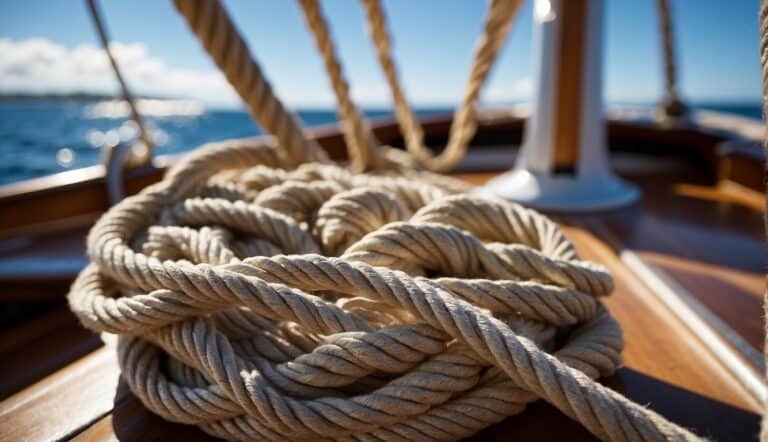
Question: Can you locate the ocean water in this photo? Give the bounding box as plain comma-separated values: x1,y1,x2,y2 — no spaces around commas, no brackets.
0,99,762,186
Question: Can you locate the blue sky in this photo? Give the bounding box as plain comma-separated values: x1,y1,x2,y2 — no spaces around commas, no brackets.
0,0,762,108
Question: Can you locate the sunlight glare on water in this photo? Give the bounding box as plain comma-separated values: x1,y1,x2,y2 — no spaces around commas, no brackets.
56,147,75,167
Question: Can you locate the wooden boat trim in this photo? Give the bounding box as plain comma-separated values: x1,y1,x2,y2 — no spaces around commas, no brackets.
581,208,766,402
575,203,767,405
621,249,766,400
0,109,762,240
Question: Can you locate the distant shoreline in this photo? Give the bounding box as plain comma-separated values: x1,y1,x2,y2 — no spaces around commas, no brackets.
0,92,158,102
0,92,761,112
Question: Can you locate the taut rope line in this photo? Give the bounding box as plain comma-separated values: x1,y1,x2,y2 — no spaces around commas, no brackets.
361,0,524,172
297,0,383,172
172,0,327,167
85,0,153,163
655,0,687,119
67,0,705,440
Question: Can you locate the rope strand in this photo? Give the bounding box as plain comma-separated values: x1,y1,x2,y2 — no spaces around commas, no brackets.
361,0,524,172
297,0,383,171
85,0,153,163
172,0,328,166
757,1,768,440
655,0,688,119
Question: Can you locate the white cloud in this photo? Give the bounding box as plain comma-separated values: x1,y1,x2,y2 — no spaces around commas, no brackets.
482,75,532,104
0,38,534,109
0,38,240,107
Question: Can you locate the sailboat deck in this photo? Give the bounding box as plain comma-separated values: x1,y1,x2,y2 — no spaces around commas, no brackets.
0,114,764,441
0,169,763,441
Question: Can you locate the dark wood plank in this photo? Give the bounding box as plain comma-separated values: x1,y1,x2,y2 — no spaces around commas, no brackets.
0,227,89,286
0,346,120,441
0,307,102,399
553,0,586,170
581,173,765,354
72,384,216,442
566,224,760,414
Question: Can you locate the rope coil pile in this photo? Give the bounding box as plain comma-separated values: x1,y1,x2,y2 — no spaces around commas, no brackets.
69,138,699,441
68,0,704,439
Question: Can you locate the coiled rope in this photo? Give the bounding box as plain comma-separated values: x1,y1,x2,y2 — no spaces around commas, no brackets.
69,138,700,441
67,0,704,440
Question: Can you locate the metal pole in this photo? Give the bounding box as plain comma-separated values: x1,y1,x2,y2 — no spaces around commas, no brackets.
85,0,153,164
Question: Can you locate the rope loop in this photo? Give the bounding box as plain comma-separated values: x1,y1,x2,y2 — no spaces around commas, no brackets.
361,0,524,172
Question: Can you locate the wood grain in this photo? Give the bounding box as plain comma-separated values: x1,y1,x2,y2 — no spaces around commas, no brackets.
553,0,585,171
0,346,120,441
583,173,765,354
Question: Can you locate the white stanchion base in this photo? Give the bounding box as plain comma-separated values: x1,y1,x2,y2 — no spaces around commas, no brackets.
474,168,640,212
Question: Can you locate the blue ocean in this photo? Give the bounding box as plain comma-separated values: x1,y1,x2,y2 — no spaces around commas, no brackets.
0,99,762,186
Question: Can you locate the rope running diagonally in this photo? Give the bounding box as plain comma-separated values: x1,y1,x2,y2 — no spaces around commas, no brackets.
172,0,328,167
85,0,154,163
296,0,384,172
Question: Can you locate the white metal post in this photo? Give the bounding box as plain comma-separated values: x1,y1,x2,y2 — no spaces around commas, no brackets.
476,0,639,211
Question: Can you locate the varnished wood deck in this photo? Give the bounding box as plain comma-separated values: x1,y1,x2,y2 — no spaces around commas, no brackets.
0,169,763,441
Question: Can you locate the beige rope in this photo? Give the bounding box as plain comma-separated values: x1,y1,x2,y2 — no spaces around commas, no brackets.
758,1,768,439
68,136,702,440
655,0,688,119
172,0,328,167
296,0,383,172
361,0,524,172
174,0,518,173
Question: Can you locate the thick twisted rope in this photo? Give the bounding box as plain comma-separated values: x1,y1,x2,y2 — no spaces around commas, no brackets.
172,0,327,166
69,136,701,440
759,1,768,440
361,0,524,172
297,0,383,172
655,0,688,120
172,0,518,173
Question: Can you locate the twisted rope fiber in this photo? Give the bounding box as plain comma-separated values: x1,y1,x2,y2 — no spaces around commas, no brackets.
69,136,701,440
297,0,383,172
361,0,524,172
655,0,687,119
172,0,327,167
759,1,768,440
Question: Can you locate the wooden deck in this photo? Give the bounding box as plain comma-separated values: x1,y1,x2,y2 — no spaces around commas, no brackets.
0,168,763,441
